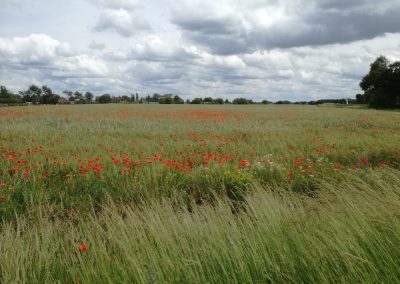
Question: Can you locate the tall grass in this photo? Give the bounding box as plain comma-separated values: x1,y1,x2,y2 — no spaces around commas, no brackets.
1,170,400,283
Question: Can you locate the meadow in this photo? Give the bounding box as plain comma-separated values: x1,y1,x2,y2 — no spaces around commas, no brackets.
1,104,400,283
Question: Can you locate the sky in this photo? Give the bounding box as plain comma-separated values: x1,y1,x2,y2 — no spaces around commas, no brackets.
1,0,400,101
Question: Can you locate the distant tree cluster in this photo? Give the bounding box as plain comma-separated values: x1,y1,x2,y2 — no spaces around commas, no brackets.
143,93,184,104
295,99,356,105
188,97,272,104
1,83,362,108
0,85,23,105
189,97,228,104
63,90,95,104
357,56,400,109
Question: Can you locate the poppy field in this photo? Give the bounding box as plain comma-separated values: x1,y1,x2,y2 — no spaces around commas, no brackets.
1,104,400,283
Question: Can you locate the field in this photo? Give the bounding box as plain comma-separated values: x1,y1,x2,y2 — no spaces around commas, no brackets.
1,104,400,283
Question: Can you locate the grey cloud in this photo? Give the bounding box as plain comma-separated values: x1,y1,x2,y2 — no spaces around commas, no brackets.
86,0,141,11
0,34,109,94
317,0,370,10
130,46,197,63
171,0,400,54
89,41,106,50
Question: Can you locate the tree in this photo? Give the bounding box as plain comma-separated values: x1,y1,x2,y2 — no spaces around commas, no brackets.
74,91,84,103
275,100,292,104
27,85,42,104
173,95,184,104
151,93,161,103
213,98,224,104
355,94,365,104
191,98,203,104
41,85,59,104
203,97,213,103
359,56,400,108
159,94,173,104
0,85,22,105
63,90,75,102
0,85,11,104
96,94,112,104
233,98,253,104
85,92,94,103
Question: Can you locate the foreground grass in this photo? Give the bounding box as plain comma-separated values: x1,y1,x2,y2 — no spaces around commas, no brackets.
1,170,400,283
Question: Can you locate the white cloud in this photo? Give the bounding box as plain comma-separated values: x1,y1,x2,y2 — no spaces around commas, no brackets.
94,8,150,37
0,34,59,63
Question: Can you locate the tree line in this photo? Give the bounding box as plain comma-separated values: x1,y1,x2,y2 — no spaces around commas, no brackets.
0,85,356,106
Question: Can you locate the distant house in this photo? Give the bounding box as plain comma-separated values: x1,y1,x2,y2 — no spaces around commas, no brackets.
57,98,69,104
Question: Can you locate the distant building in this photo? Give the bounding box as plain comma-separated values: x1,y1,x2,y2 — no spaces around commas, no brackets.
57,98,69,104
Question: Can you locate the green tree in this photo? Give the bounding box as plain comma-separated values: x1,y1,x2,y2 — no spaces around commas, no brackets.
41,85,59,104
151,93,161,102
63,90,75,102
0,85,21,105
0,85,11,104
85,92,94,103
74,91,85,104
191,98,203,104
27,85,42,104
96,94,112,104
213,98,224,104
359,56,400,108
203,97,213,103
173,95,184,104
159,94,173,104
233,98,252,104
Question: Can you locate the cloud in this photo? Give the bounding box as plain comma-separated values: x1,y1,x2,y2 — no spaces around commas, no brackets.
0,34,60,64
171,0,400,54
87,0,141,10
89,41,106,50
94,8,150,37
0,34,109,92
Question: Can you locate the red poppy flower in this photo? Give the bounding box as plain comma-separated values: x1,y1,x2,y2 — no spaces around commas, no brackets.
360,158,367,166
79,242,88,252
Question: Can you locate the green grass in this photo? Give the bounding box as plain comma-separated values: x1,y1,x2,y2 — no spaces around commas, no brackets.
1,171,400,283
1,104,400,283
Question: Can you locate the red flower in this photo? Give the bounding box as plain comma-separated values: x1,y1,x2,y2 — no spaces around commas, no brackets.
360,158,367,166
287,172,294,177
239,159,248,168
79,242,88,252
